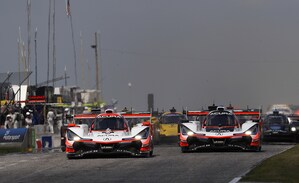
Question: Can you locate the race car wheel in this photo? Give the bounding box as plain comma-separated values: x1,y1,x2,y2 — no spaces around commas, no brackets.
255,146,262,152
181,147,189,153
67,154,78,159
249,146,261,152
149,150,153,157
142,152,151,158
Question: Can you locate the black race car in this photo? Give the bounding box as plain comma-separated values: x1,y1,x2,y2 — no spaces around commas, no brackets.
262,110,292,141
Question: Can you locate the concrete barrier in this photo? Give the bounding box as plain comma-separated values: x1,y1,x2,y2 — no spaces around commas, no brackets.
0,128,35,153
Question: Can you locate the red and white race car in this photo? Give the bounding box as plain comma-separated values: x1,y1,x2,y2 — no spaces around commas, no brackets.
60,112,99,152
65,109,154,159
180,106,262,152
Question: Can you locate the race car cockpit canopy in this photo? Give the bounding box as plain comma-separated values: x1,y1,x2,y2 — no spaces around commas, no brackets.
264,113,289,125
93,117,127,131
206,111,236,127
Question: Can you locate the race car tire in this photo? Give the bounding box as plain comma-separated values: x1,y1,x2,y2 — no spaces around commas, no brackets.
141,152,151,158
248,146,261,152
255,146,262,152
150,150,153,157
67,154,78,159
181,147,189,153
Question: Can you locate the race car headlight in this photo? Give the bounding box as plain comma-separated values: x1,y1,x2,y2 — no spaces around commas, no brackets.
73,136,81,141
245,124,258,136
135,135,142,140
291,127,297,132
245,131,252,135
181,125,194,136
134,128,149,140
187,131,194,136
67,130,81,141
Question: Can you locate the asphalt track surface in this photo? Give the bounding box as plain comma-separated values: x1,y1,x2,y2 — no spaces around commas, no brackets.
0,143,293,183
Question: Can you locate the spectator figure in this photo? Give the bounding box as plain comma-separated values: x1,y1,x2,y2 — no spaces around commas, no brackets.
56,113,63,132
25,112,33,128
83,107,89,114
47,108,56,134
122,107,128,112
12,109,22,128
64,108,72,124
4,115,14,129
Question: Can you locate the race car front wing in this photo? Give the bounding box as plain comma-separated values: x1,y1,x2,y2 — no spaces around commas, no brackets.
66,140,148,157
185,135,253,151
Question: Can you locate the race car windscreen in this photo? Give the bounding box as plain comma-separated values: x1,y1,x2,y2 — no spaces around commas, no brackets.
265,115,288,125
94,117,126,130
206,113,235,126
161,114,187,124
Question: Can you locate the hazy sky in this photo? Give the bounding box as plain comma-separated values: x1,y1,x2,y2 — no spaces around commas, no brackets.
1,0,299,111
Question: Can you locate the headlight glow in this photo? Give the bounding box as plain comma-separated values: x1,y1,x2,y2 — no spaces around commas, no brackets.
135,135,142,140
181,125,194,136
73,136,81,141
291,127,297,132
245,131,252,135
134,128,149,140
187,131,194,136
245,124,259,136
67,130,82,141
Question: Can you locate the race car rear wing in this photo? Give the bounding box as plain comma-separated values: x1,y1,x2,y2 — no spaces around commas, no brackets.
185,111,209,122
186,111,209,116
122,112,152,125
121,112,152,119
233,109,261,124
186,108,261,123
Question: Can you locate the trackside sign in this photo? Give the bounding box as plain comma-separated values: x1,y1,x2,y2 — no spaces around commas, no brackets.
0,128,27,143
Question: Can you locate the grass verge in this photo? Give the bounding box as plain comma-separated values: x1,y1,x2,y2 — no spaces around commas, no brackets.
240,144,299,183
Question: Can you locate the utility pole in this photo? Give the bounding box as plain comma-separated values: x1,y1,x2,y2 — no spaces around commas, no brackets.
64,66,68,86
91,32,101,104
52,0,56,87
27,0,31,85
47,0,52,102
34,27,37,88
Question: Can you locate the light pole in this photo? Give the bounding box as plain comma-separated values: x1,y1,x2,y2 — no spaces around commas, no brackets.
91,32,100,105
128,82,132,111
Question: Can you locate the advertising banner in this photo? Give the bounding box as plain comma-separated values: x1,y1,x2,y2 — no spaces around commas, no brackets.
0,128,27,143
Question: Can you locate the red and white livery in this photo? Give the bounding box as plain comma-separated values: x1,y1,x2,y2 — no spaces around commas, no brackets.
180,106,262,152
65,109,154,159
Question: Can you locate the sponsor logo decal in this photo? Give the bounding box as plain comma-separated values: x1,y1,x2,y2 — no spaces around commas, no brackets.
210,130,230,136
0,128,27,143
105,128,112,134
